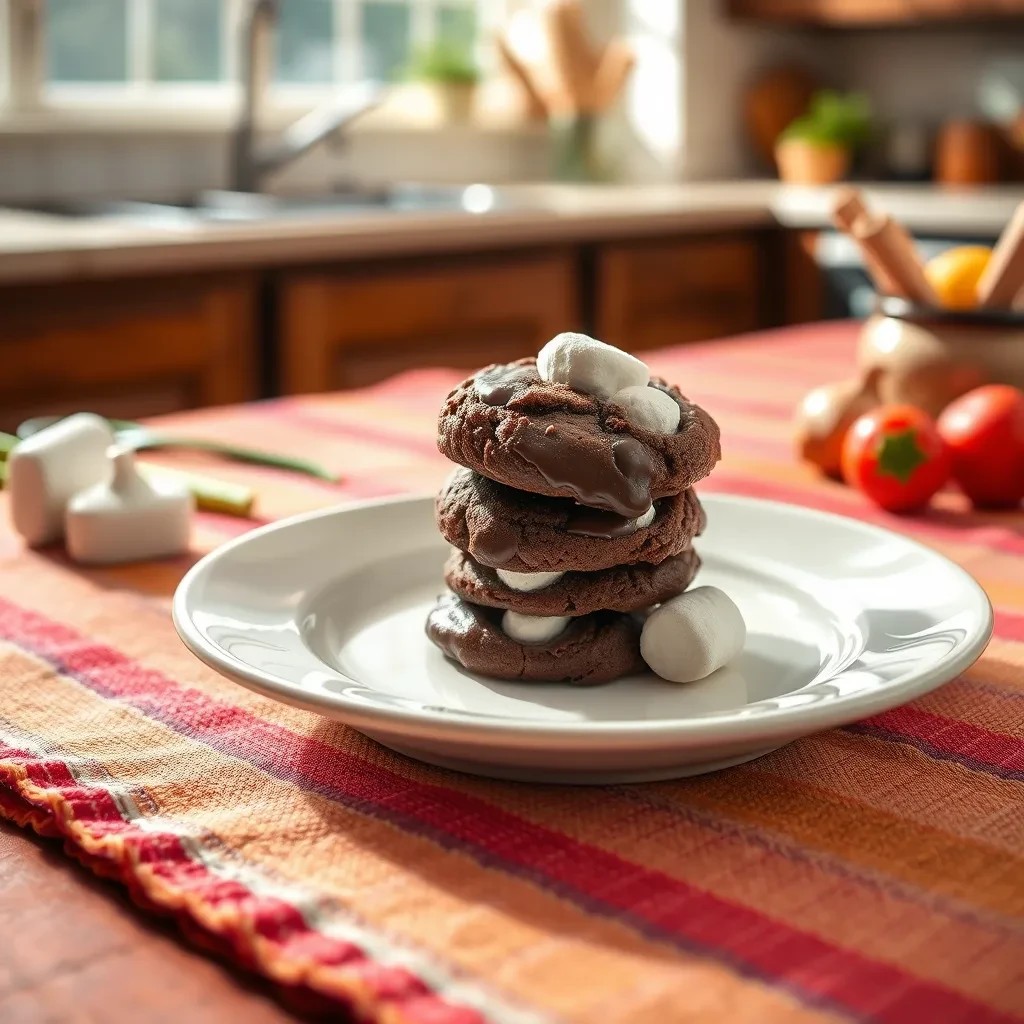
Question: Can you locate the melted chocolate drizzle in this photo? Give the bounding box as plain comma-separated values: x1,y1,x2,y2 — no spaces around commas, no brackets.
566,504,654,539
476,364,541,406
469,518,521,567
510,428,655,519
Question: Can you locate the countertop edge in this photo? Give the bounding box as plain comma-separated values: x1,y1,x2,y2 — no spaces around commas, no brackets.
0,181,1019,285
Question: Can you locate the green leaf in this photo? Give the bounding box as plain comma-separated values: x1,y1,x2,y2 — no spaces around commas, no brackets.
780,89,873,148
0,431,17,461
877,428,927,484
404,41,479,85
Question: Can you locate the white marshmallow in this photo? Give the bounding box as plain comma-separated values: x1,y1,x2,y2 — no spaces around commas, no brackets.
65,449,193,565
496,568,565,592
502,611,571,645
537,332,649,400
7,413,115,546
641,586,746,683
634,505,656,529
610,385,681,434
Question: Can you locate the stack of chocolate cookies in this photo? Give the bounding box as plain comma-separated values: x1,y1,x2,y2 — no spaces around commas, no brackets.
426,334,721,685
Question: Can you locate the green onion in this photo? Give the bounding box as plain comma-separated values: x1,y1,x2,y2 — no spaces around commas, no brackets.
138,464,256,518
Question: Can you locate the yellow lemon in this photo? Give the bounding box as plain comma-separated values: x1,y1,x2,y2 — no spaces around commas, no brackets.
924,245,992,310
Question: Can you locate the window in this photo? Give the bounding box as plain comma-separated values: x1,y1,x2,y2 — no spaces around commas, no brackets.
2,0,505,113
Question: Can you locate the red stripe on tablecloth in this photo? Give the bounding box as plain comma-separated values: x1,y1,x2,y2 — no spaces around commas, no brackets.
266,401,443,462
701,471,1024,560
992,609,1024,643
851,707,1024,781
0,733,485,1024
0,600,1016,1024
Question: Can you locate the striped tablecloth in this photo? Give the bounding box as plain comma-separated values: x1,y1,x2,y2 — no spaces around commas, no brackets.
1,322,1021,1024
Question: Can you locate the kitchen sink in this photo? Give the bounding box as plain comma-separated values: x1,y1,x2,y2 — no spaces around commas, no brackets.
13,184,532,225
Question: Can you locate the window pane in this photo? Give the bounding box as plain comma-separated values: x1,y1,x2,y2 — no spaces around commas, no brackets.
276,0,334,83
154,0,223,82
437,5,476,49
362,2,410,83
48,0,127,82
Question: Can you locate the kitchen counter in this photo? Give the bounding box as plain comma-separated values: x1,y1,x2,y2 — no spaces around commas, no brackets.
0,180,1020,284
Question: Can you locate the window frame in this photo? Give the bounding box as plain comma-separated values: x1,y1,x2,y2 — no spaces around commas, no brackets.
1,0,507,130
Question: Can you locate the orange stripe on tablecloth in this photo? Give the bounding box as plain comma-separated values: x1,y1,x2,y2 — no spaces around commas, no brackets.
267,401,445,462
2,610,1024,1019
712,731,1024,861
848,704,1024,781
701,463,1024,562
910,676,1024,739
0,644,838,1024
967,640,1024,692
0,671,1007,1024
2,550,1022,854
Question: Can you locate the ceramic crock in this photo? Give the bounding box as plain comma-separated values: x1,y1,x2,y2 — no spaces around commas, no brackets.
857,296,1024,418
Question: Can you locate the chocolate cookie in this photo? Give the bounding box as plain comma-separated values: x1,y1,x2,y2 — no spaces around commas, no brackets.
437,359,720,518
426,593,646,685
436,467,705,573
444,547,701,618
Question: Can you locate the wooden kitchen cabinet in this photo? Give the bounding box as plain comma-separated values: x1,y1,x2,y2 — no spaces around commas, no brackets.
0,273,258,432
595,234,766,351
726,0,1024,25
277,250,580,392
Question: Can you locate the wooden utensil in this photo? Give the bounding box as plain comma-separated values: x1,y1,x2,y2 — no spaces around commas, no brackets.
831,187,904,298
495,33,547,120
543,0,593,115
591,38,635,113
852,213,939,306
977,200,1024,309
831,188,935,303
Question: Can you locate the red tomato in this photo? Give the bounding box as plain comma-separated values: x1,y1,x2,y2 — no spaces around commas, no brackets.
936,385,1024,509
841,405,951,513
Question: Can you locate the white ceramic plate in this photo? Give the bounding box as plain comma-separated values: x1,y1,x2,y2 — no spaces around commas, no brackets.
173,494,992,784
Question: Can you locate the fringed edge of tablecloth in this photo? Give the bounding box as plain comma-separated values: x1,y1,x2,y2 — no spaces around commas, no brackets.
0,747,486,1024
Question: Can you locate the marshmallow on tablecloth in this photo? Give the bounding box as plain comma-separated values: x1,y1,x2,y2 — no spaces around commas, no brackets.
610,385,681,434
65,449,193,565
641,586,746,682
7,412,115,546
537,332,649,400
502,610,571,644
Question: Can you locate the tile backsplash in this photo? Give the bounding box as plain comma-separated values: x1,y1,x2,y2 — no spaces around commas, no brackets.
0,125,550,205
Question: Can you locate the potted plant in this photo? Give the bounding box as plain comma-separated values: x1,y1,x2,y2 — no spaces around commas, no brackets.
404,42,480,124
775,90,872,185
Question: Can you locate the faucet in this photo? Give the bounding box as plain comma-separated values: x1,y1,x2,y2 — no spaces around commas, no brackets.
229,0,384,194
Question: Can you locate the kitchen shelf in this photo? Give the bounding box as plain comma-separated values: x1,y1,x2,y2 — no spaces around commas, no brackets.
725,0,1024,27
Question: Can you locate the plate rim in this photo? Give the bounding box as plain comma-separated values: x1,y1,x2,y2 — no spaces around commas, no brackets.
172,492,994,747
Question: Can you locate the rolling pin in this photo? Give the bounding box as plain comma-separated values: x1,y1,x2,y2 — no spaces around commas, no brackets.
977,200,1024,309
851,212,939,306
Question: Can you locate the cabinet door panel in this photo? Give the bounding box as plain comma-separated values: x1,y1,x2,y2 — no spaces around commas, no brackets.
596,235,763,351
0,274,257,431
279,251,580,393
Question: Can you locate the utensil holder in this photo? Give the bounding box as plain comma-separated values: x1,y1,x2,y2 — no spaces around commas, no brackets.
857,296,1024,417
549,114,607,183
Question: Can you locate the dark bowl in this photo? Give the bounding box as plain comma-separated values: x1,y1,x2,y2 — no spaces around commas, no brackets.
876,295,1024,328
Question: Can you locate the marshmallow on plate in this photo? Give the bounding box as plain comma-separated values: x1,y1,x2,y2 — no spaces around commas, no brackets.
610,385,681,434
496,568,565,592
537,332,649,400
502,611,571,644
641,586,745,683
